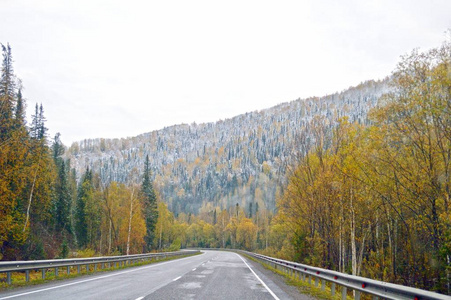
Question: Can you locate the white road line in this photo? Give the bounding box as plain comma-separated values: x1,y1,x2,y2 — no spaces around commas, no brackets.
192,268,196,271
236,254,280,300
135,297,144,300
173,276,181,281
0,253,205,300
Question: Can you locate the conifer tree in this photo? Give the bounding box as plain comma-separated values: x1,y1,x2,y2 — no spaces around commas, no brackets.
52,133,71,233
141,155,158,250
38,104,47,139
14,89,26,129
30,103,39,140
75,168,94,248
0,43,15,140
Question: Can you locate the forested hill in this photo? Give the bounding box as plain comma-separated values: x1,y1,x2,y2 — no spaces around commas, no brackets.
66,79,388,215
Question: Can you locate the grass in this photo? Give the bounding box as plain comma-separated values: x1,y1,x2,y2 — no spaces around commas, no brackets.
0,252,201,291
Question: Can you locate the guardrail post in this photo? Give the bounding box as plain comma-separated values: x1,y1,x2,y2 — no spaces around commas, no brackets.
308,274,312,285
331,282,336,296
321,279,325,291
341,286,347,300
7,271,11,284
55,267,58,277
42,268,46,279
94,263,97,271
86,264,89,272
354,290,361,300
67,266,70,274
102,262,105,269
315,277,319,287
77,265,81,274
25,270,30,282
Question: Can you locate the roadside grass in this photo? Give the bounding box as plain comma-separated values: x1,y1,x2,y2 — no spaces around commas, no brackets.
0,252,201,291
243,254,359,300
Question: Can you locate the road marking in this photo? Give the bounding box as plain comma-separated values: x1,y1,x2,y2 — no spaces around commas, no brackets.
192,268,196,271
173,276,181,281
236,254,280,300
0,253,205,300
135,297,144,300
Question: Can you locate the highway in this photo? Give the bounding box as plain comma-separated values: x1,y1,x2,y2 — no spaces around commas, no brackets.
0,250,303,300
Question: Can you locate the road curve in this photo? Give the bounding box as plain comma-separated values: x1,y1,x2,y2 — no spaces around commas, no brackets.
0,250,293,300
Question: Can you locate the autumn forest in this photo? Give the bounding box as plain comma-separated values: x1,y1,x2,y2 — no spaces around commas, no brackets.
1,40,451,294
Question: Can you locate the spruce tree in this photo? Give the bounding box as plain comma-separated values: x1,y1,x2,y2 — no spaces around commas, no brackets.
38,104,47,139
0,43,16,140
52,133,71,233
141,155,158,251
14,89,26,128
75,168,91,248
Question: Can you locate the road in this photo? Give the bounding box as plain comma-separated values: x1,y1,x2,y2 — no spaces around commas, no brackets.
0,250,303,300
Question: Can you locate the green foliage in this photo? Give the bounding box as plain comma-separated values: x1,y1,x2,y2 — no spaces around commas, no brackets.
75,248,96,258
141,155,158,250
168,238,181,251
60,238,69,259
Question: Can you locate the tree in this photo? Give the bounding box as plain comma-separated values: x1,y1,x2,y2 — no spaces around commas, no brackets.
75,168,91,248
141,155,158,250
52,133,71,234
0,43,15,140
14,89,26,129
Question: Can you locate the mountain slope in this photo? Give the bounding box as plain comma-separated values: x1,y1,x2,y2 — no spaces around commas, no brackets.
66,79,388,215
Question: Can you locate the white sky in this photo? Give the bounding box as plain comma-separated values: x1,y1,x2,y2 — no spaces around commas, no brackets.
1,0,450,145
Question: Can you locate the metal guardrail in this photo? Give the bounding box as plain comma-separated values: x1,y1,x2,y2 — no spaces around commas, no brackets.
0,250,199,285
237,250,449,300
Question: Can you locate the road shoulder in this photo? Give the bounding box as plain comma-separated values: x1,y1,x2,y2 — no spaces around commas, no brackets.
242,254,315,300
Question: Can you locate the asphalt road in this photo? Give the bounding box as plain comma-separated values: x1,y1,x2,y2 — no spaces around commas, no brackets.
0,250,299,300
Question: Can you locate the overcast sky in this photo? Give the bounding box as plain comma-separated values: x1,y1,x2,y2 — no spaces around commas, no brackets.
1,0,450,145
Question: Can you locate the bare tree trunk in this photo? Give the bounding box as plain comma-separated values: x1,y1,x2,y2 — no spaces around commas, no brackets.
159,219,163,250
350,189,357,276
99,231,103,254
339,197,344,273
126,188,135,255
222,213,225,248
108,219,112,254
23,152,42,232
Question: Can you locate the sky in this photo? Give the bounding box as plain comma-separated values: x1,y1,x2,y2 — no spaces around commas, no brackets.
1,0,450,145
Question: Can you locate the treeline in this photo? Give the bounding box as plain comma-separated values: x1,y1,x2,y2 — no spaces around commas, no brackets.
66,75,387,216
274,42,451,293
0,44,159,260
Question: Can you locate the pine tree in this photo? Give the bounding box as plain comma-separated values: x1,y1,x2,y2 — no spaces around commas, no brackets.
30,103,48,141
75,168,91,248
14,89,26,129
0,43,15,140
30,103,39,140
141,155,158,251
38,104,47,140
52,133,71,233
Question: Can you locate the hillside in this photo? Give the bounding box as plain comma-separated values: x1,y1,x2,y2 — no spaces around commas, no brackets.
66,79,388,215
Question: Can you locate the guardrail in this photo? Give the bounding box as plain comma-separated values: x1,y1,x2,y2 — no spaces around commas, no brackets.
0,250,199,285
194,248,447,300
237,250,448,300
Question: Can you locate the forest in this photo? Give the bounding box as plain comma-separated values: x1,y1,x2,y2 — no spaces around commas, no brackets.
1,40,450,294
